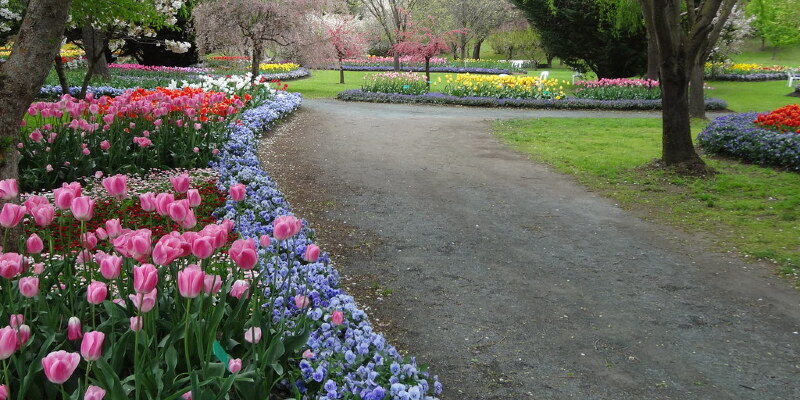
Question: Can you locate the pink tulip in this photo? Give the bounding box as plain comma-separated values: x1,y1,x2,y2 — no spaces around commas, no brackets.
272,215,302,240
102,174,128,199
32,263,44,275
26,233,44,254
67,317,82,340
95,227,108,240
229,184,246,201
168,200,190,223
80,331,105,361
0,203,26,228
129,289,157,312
303,244,320,263
139,192,157,212
155,193,174,216
302,349,314,359
187,189,201,207
31,204,55,227
53,189,74,210
41,350,80,384
229,280,249,299
112,229,152,263
18,277,39,298
133,264,158,294
81,232,98,250
294,295,310,309
84,385,106,400
17,324,31,347
0,253,23,279
0,384,6,400
259,235,271,247
191,236,214,259
99,255,122,280
8,315,22,329
105,219,122,239
23,195,48,210
221,219,234,233
70,196,95,221
86,281,107,304
152,235,185,266
243,327,261,344
331,310,344,326
180,209,197,229
203,274,222,295
100,140,111,150
170,173,190,193
0,327,17,359
228,238,257,270
228,358,242,373
0,179,18,200
198,224,227,248
130,316,143,331
177,265,204,298
182,392,192,400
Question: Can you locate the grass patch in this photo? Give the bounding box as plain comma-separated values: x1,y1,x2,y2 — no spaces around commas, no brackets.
494,118,800,283
730,40,800,66
706,80,799,112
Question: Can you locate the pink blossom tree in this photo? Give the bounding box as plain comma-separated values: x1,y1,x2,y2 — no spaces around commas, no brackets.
391,21,457,89
328,17,368,84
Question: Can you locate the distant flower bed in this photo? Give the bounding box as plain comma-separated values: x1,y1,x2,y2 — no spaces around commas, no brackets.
573,78,660,100
698,109,800,171
258,62,301,74
435,73,564,100
109,63,211,74
260,67,310,81
331,56,522,74
39,85,129,98
754,104,800,133
210,56,250,61
337,89,728,111
705,62,793,81
362,71,428,95
339,65,516,74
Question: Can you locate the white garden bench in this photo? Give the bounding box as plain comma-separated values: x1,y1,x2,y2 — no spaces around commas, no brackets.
788,69,800,87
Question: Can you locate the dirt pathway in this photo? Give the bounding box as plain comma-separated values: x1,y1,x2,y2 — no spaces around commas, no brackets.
259,100,799,399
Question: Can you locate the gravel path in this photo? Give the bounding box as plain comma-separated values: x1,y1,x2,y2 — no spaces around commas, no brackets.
259,99,799,399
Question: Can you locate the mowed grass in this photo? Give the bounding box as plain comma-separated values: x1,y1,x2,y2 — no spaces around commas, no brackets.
707,80,799,112
493,118,800,283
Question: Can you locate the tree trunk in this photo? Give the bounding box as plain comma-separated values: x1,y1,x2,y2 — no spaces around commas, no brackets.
472,39,483,60
82,25,109,79
0,0,72,250
425,57,431,91
393,53,400,72
688,58,706,119
54,56,70,95
339,57,345,84
250,42,262,84
660,60,704,168
645,36,660,80
459,35,467,60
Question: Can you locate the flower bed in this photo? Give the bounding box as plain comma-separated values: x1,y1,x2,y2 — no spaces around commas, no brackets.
697,111,800,171
259,63,301,74
336,89,728,111
573,78,660,100
20,87,248,192
338,65,516,74
38,85,129,98
259,67,310,82
109,63,211,74
362,71,428,95
705,62,792,81
214,92,442,399
435,73,564,100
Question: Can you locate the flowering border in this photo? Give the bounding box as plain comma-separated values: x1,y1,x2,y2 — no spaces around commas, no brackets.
336,89,728,111
705,72,788,81
697,112,800,172
260,67,311,81
326,65,517,75
212,92,442,399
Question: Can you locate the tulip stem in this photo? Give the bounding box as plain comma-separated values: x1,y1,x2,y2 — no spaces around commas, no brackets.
84,361,93,397
134,314,140,400
183,297,192,372
60,384,68,400
3,360,10,398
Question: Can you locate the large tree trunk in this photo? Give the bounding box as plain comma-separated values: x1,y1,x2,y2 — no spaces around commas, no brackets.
393,53,400,72
82,25,110,79
339,57,345,84
472,39,483,60
642,3,660,80
425,57,431,91
688,58,706,119
0,0,72,250
660,57,704,168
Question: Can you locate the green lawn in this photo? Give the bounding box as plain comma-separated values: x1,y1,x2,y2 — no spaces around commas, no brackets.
730,40,800,67
493,118,800,283
707,80,799,112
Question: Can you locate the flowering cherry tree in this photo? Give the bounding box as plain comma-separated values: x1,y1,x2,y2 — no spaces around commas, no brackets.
391,21,456,89
327,16,367,84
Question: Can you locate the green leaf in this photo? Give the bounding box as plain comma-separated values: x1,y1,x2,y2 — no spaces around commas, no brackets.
264,335,285,364
212,340,230,366
93,358,128,400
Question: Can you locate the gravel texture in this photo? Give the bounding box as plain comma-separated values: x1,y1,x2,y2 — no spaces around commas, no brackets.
259,99,799,400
